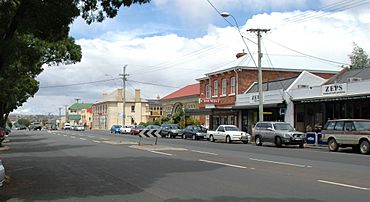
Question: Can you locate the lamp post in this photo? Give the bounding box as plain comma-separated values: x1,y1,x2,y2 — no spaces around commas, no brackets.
220,12,268,122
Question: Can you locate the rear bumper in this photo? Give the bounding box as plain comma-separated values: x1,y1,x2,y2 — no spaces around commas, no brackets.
282,137,305,144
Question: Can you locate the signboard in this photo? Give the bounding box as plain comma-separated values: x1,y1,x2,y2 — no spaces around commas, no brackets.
250,93,265,103
199,98,220,104
322,83,347,96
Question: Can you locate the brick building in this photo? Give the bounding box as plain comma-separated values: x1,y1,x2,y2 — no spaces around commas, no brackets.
192,54,336,130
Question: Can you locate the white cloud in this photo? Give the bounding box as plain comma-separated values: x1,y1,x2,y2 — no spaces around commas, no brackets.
14,8,370,115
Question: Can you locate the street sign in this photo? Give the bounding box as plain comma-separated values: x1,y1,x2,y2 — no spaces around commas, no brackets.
138,129,161,145
138,129,161,138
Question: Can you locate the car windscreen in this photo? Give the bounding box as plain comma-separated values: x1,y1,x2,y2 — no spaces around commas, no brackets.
353,121,370,131
273,123,294,131
194,126,207,132
113,125,122,128
169,125,179,129
224,126,239,131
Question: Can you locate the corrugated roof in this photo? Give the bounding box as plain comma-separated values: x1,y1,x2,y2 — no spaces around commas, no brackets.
161,83,200,100
247,76,298,93
69,103,93,110
147,99,163,106
326,68,370,84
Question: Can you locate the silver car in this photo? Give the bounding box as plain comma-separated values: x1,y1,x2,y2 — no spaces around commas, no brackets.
252,122,305,148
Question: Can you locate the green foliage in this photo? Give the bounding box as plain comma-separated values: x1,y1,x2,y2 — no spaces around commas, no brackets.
186,117,201,126
7,119,12,128
0,0,150,127
160,116,170,124
349,43,370,69
17,118,31,127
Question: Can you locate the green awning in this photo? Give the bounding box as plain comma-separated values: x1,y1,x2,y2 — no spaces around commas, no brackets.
68,114,81,121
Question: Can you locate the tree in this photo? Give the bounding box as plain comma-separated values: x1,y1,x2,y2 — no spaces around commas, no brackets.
0,0,150,127
349,43,370,69
17,118,31,127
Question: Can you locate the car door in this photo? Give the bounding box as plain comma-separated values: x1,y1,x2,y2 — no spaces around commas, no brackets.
343,121,356,145
333,121,345,145
264,123,274,143
216,126,225,140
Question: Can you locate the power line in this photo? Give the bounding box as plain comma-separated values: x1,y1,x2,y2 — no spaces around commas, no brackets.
206,0,258,68
265,37,349,66
39,78,120,88
128,79,181,89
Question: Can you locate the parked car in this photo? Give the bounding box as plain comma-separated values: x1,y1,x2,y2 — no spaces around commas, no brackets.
0,160,5,187
252,122,305,148
0,128,6,146
74,125,85,131
29,122,42,130
145,125,161,130
182,125,207,140
207,125,250,144
131,125,146,135
16,125,27,130
160,124,181,138
120,125,132,134
63,123,71,130
110,125,122,134
321,119,370,155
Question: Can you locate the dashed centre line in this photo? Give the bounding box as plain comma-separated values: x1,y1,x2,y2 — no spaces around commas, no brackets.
150,151,173,156
191,150,218,155
317,180,370,191
199,159,247,169
80,138,87,140
249,158,312,168
70,136,76,139
92,140,101,143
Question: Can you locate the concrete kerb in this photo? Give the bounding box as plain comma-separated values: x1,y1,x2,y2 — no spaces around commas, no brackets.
0,146,10,151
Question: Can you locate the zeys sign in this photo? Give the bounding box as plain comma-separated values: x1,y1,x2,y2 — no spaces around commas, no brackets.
321,83,347,96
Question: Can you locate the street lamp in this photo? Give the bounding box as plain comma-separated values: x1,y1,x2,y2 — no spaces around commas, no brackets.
221,11,264,122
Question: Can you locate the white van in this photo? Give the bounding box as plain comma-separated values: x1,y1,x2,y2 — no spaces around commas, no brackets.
63,123,71,130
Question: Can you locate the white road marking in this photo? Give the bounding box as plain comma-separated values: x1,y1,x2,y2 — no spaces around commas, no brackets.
191,150,218,156
150,151,173,156
80,138,87,140
70,136,76,139
88,136,95,138
249,158,311,168
199,159,247,169
63,135,67,137
317,180,370,191
92,140,101,143
100,138,108,140
56,134,60,136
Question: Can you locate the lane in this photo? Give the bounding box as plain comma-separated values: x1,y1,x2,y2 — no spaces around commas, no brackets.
4,130,369,201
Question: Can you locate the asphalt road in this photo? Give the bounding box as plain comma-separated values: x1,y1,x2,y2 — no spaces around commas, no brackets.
0,130,369,201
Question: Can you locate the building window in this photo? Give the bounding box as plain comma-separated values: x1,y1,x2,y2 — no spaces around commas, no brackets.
230,77,235,94
131,105,135,112
221,79,227,96
213,80,218,97
206,84,210,98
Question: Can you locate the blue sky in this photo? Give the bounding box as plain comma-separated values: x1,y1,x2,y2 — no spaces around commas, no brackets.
14,0,370,114
70,0,323,39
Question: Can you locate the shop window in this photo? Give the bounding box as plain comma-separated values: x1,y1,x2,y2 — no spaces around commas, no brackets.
213,80,218,97
230,77,235,94
206,84,210,98
221,79,227,96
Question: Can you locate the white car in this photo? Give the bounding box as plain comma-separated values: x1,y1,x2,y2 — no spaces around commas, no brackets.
120,125,132,134
207,125,251,144
74,125,85,131
63,123,71,130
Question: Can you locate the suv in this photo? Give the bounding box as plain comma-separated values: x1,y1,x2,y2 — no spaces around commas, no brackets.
252,122,305,148
160,124,181,138
321,119,370,155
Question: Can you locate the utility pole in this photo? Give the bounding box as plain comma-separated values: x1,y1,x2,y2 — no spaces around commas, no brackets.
247,29,270,122
58,107,62,129
64,105,68,123
75,98,80,103
119,65,129,126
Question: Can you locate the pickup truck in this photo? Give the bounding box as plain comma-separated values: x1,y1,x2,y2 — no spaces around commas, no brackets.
207,125,251,144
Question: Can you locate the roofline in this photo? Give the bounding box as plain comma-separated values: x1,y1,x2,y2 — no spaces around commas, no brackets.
204,66,339,77
160,94,200,101
323,67,350,85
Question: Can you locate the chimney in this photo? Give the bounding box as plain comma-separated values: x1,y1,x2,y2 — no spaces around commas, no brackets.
236,49,247,59
135,89,141,102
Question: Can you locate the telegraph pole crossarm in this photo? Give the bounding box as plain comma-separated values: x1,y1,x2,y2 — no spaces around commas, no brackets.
119,65,129,126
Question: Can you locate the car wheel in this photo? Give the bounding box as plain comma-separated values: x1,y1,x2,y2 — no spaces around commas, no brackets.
360,140,370,155
275,137,282,147
192,135,196,140
328,138,338,152
209,135,215,142
242,140,248,144
299,143,304,148
255,136,262,146
226,136,232,144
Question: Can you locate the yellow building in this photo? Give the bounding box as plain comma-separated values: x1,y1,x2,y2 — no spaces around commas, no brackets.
67,103,93,128
92,89,149,130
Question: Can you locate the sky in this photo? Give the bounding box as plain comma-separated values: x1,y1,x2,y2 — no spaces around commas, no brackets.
14,0,370,115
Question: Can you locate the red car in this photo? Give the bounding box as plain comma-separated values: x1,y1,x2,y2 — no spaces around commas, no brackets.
131,125,146,135
0,128,6,147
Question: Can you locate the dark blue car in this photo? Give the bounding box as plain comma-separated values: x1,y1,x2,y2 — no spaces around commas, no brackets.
110,125,122,134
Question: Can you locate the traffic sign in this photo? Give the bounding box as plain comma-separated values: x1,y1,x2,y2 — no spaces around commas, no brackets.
138,129,161,145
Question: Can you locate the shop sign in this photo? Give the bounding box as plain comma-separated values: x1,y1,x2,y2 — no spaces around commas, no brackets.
322,83,347,96
199,98,220,104
250,93,264,103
